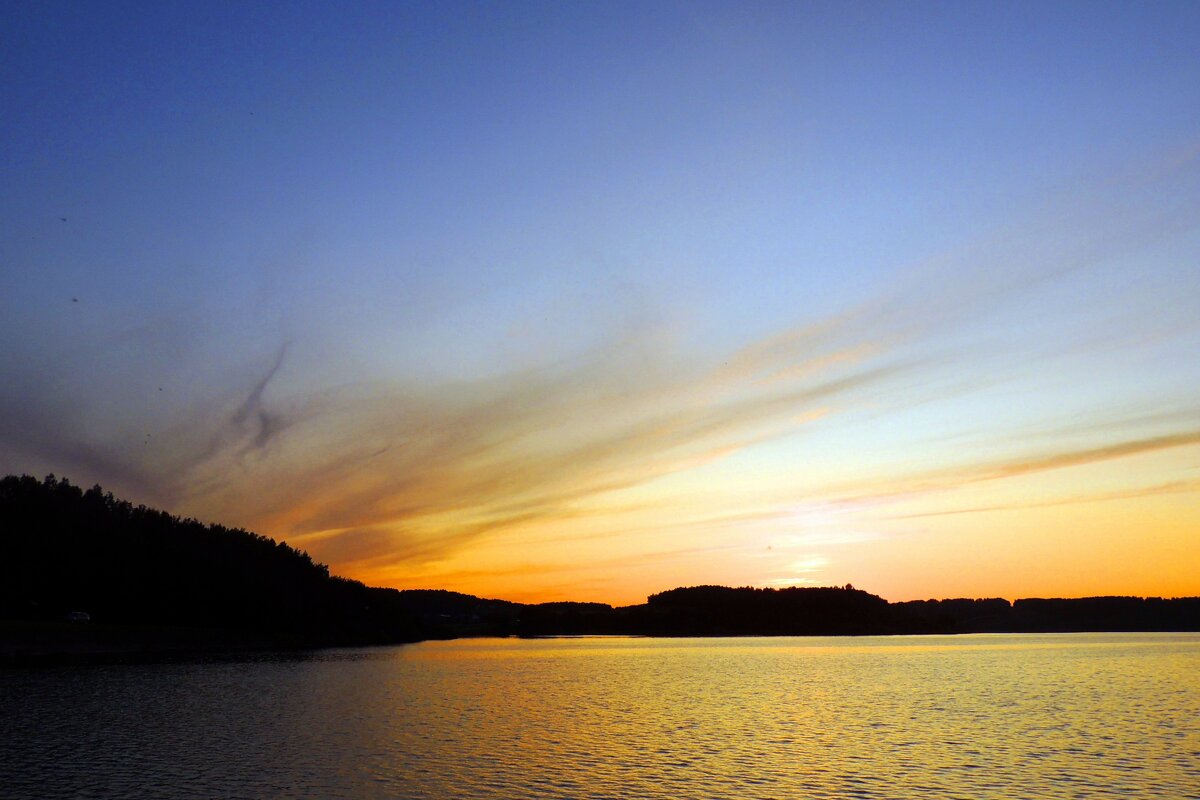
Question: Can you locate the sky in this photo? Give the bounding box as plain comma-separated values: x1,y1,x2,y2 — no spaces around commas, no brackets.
1,1,1198,605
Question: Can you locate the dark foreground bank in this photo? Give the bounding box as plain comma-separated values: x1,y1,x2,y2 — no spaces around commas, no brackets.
3,474,1198,663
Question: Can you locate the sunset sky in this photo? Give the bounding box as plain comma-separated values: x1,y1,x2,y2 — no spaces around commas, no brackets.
2,2,1198,604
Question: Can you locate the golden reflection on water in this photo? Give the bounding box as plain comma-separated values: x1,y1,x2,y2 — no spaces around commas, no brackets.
409,632,1184,658
4,633,1198,799
391,634,1200,798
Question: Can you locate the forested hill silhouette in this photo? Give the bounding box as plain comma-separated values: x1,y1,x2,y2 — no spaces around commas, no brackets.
0,474,423,654
2,474,1198,660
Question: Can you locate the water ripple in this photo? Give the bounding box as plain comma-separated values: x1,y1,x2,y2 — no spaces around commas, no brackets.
2,633,1198,799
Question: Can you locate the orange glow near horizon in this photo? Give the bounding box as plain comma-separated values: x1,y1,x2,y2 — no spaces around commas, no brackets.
284,439,1200,606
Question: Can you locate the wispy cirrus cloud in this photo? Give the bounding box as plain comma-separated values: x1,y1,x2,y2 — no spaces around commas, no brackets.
809,428,1200,513
888,478,1200,520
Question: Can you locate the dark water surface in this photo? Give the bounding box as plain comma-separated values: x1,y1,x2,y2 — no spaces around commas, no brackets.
3,633,1198,799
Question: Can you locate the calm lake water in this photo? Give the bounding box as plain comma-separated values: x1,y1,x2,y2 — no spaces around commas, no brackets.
3,633,1198,799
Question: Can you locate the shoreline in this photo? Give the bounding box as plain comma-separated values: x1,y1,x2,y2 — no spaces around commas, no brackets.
6,620,1198,668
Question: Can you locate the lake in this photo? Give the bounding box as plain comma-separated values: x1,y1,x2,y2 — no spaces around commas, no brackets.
3,633,1198,799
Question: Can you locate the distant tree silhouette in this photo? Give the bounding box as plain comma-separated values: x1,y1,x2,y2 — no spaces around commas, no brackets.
2,473,1197,656
635,585,893,635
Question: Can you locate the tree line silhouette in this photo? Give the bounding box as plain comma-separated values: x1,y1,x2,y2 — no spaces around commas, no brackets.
2,474,1197,659
0,474,423,650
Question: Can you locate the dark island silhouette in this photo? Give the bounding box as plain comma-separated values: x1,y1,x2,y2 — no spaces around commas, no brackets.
3,474,1197,661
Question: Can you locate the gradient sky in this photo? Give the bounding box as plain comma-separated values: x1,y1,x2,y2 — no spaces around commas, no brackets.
2,1,1198,604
